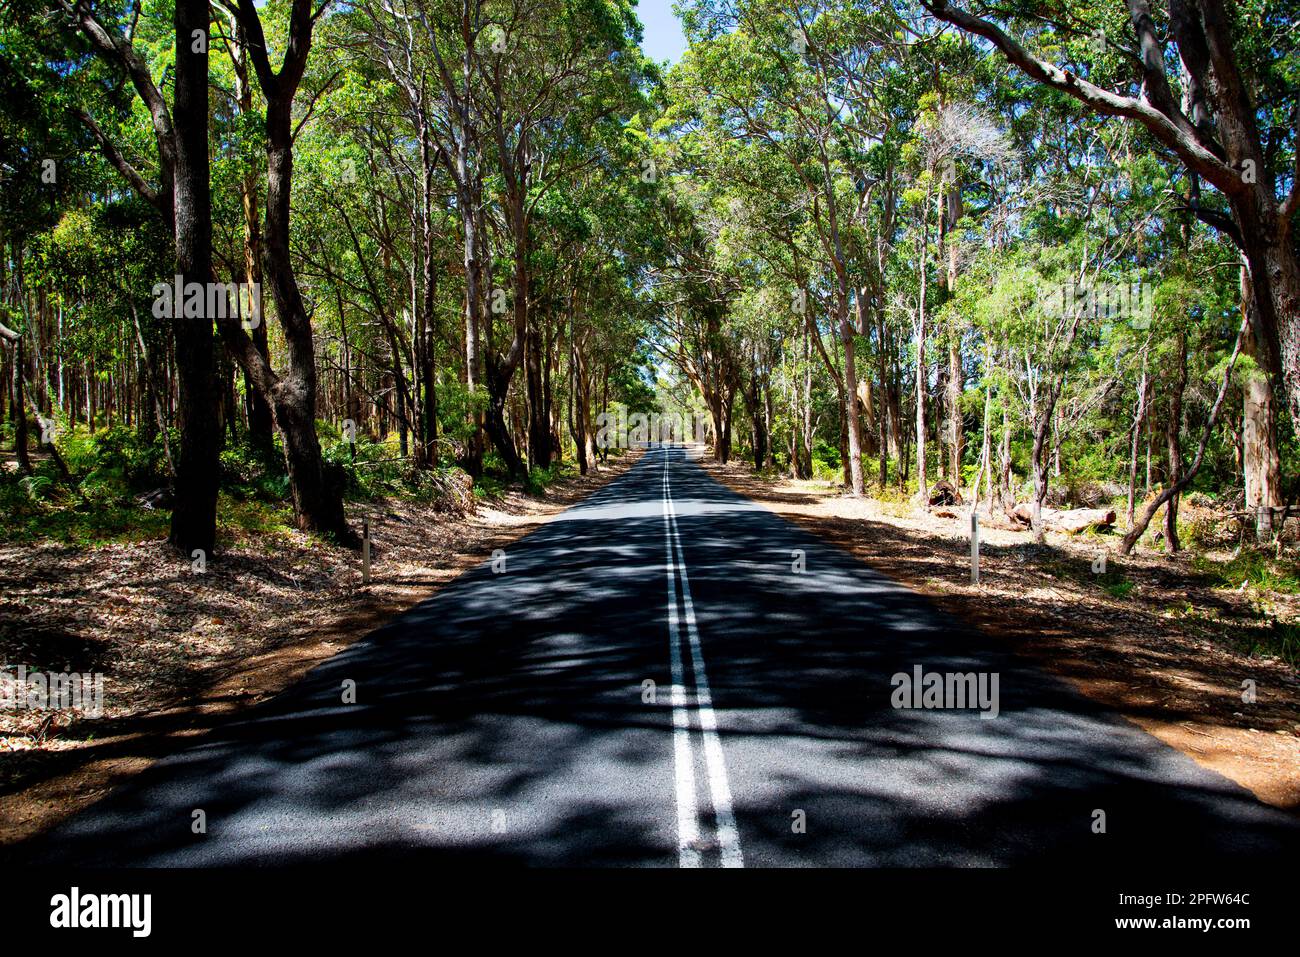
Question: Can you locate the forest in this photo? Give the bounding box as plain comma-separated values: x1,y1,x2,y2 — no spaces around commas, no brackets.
1,0,1299,883
2,0,1296,567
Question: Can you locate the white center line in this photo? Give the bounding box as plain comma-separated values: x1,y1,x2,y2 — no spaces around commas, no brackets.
662,447,745,868
662,452,702,868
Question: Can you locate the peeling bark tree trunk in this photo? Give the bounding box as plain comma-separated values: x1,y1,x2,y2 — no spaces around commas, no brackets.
1241,266,1281,539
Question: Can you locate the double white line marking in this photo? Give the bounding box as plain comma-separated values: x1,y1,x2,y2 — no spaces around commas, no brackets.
660,448,743,868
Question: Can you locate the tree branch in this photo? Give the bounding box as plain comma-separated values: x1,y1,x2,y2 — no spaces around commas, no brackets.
923,1,1241,194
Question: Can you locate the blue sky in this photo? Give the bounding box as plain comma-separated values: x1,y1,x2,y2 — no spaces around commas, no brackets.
637,0,689,65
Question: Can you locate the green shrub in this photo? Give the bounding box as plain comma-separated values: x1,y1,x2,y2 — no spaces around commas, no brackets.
62,423,170,490
18,473,55,502
525,461,575,494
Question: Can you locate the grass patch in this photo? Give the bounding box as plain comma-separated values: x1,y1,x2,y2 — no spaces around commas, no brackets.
0,492,170,546
1100,575,1135,599
1194,549,1300,595
1227,619,1300,669
216,495,298,545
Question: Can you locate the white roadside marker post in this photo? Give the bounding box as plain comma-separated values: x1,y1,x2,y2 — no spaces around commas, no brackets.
362,520,371,584
970,510,980,585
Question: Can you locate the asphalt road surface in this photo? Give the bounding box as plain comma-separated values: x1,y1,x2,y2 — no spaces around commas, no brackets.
20,446,1300,866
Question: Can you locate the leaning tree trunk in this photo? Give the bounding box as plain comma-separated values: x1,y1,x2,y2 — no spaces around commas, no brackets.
484,359,525,476
1121,313,1249,556
225,0,354,544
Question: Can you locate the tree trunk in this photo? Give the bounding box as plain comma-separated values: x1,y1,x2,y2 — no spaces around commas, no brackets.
168,0,221,556
485,359,525,476
799,319,813,479
946,338,963,485
9,333,31,474
914,315,927,503
748,365,768,469
1241,266,1281,540
526,319,549,470
232,19,274,460
418,134,438,468
839,307,865,494
232,0,353,543
1126,350,1148,528
1162,331,1188,553
1029,413,1051,544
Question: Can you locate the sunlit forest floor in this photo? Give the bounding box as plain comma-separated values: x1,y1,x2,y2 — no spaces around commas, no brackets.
707,459,1300,811
0,451,635,845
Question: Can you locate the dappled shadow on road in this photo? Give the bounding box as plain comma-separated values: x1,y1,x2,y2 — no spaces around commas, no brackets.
0,455,641,829
708,464,1300,813
13,449,1299,866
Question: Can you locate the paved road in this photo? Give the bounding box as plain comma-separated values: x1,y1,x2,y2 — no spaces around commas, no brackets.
20,446,1299,866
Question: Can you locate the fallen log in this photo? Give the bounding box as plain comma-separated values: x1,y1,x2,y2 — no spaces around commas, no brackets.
1010,504,1116,533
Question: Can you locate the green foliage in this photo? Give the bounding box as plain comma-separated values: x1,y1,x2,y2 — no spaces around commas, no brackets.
17,473,55,502
1098,574,1136,600
1195,550,1300,596
1256,620,1300,669
811,438,842,481
63,424,172,493
0,462,169,546
525,461,577,495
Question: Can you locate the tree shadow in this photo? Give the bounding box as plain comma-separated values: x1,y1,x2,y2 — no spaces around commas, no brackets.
10,449,1298,866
